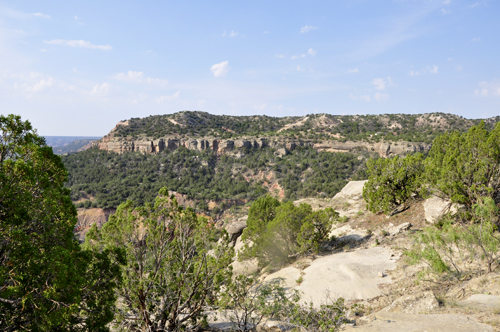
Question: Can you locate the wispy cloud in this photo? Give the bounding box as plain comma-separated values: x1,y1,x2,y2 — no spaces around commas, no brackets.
349,93,371,102
32,12,50,19
296,65,305,72
347,68,359,73
44,39,112,50
475,81,500,97
113,71,168,86
275,54,285,59
372,77,392,90
374,92,390,102
471,37,481,42
441,8,451,15
222,30,238,37
89,83,111,97
291,48,316,59
409,65,438,76
210,61,229,77
156,91,180,103
300,25,317,33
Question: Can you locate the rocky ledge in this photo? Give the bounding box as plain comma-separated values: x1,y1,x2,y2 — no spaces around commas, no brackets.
96,135,431,158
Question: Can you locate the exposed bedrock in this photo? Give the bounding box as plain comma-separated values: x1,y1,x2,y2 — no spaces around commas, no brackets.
97,136,431,157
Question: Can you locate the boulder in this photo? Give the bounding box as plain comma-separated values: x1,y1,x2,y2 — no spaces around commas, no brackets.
231,258,259,276
333,180,367,200
256,320,296,332
329,225,368,242
423,196,461,224
225,216,248,244
384,291,439,314
458,294,500,312
387,222,411,236
343,312,494,332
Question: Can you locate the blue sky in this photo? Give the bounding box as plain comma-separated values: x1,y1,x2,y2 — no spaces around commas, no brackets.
1,0,499,135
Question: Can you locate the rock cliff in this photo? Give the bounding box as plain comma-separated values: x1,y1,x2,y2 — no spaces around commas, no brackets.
96,134,430,158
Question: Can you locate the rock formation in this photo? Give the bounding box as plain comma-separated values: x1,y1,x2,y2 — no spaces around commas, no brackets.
96,135,431,158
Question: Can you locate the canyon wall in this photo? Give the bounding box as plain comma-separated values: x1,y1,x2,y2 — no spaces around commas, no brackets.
96,136,431,158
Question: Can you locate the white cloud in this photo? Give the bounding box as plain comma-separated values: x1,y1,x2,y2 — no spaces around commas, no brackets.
347,68,359,73
471,37,481,42
44,39,112,50
300,25,317,33
474,81,500,97
349,93,370,102
156,91,180,103
89,83,110,97
291,48,316,59
275,54,285,58
210,61,229,77
374,92,390,102
222,30,238,37
113,71,168,86
455,65,463,71
443,0,451,4
409,65,438,76
291,54,306,59
372,77,389,90
14,77,54,92
32,13,50,19
441,8,451,14
296,65,305,72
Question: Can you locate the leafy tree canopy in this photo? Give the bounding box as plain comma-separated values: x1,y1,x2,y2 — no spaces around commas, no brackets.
0,115,121,331
363,153,425,214
425,121,500,209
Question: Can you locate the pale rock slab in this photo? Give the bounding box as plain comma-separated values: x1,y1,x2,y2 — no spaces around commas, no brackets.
423,196,461,224
343,311,494,332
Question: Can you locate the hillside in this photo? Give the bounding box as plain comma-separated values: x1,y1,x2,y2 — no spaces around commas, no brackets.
62,111,500,216
44,136,100,155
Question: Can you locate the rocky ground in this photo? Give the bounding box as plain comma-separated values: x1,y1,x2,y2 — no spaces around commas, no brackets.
222,181,500,332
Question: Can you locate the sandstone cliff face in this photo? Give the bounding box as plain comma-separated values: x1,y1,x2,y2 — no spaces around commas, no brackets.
97,135,431,158
75,207,116,242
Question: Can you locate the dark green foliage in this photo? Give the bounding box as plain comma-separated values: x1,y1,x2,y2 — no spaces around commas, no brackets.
0,115,121,331
363,153,425,214
62,146,366,210
62,147,267,209
114,111,299,139
241,196,281,245
87,188,234,331
112,111,499,144
241,199,338,268
425,121,500,209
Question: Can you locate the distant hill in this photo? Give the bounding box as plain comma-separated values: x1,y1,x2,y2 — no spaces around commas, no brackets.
44,136,101,155
109,111,500,143
61,111,500,216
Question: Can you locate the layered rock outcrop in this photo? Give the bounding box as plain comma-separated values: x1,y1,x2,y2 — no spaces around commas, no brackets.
97,135,431,158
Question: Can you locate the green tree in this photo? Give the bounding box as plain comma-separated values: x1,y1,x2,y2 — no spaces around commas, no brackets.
241,196,281,257
261,202,312,267
0,114,121,331
363,153,425,214
406,197,500,281
298,208,339,254
87,188,234,332
425,122,500,209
